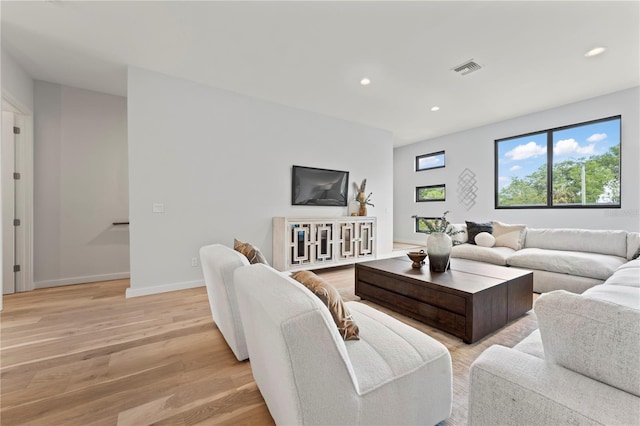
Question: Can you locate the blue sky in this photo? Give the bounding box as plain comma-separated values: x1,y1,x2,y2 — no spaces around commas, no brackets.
417,152,445,170
497,118,620,190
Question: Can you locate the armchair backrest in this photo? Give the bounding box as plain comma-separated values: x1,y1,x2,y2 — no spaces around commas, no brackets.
234,264,359,425
199,244,250,361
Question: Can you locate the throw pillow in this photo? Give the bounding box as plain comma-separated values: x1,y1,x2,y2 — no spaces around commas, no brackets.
465,221,493,245
234,239,269,265
492,221,527,250
474,232,495,248
447,223,468,245
290,270,360,341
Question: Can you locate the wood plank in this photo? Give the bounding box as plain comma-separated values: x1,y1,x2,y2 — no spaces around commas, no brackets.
0,268,538,426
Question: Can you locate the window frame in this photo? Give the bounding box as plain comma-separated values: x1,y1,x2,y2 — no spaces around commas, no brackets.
494,115,621,209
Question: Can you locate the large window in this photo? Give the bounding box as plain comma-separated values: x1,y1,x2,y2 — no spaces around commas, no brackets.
495,116,621,208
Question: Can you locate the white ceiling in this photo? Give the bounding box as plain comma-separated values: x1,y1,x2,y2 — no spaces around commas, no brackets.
2,1,638,146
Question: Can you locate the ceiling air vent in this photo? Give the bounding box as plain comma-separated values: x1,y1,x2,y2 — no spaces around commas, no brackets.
452,59,482,76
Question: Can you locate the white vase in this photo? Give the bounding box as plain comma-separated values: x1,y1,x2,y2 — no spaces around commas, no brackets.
427,232,452,272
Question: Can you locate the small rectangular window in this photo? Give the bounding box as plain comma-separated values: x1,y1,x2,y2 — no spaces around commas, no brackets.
416,151,445,171
414,217,441,233
416,184,446,202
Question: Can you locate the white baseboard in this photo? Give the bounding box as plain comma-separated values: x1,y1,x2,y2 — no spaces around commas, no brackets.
394,238,427,246
34,272,131,289
125,280,204,298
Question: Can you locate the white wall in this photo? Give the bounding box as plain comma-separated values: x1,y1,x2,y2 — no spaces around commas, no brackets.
1,50,34,112
34,81,129,287
394,87,640,245
127,67,393,296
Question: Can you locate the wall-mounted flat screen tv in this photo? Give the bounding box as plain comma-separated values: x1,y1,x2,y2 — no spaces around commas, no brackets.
292,165,349,206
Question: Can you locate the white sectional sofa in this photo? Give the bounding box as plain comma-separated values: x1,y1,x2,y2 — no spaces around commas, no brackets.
234,263,453,425
468,258,640,425
450,223,640,293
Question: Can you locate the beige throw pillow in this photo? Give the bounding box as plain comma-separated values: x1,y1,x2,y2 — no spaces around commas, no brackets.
491,221,526,250
291,270,360,341
475,232,495,247
234,239,269,265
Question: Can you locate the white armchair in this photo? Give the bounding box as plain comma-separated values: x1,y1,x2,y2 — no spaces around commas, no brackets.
199,244,250,361
234,263,453,425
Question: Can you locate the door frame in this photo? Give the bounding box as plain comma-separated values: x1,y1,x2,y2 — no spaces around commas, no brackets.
2,91,34,296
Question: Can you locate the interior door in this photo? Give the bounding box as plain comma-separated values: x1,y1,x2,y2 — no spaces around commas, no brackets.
2,111,16,294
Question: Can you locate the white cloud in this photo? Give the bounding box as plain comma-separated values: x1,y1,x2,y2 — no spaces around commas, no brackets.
420,157,440,165
554,138,595,156
505,141,546,161
498,176,511,189
509,165,522,172
587,133,607,143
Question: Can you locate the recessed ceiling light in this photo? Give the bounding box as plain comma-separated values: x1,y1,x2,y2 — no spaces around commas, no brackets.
431,106,440,112
585,47,606,57
360,78,371,86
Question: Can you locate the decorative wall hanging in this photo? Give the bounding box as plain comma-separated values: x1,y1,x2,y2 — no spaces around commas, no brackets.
457,168,477,211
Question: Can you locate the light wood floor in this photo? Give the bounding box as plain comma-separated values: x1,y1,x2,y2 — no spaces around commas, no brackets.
1,266,538,425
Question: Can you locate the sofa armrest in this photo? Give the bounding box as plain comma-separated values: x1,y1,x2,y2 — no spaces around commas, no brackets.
535,290,640,396
469,345,640,426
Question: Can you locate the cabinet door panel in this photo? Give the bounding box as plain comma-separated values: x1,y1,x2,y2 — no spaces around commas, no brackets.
289,223,312,267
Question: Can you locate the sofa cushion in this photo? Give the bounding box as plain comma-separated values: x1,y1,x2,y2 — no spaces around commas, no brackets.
628,232,640,260
513,329,544,360
507,248,626,281
465,221,493,245
474,232,495,247
451,244,514,266
468,345,640,426
603,267,640,288
290,270,359,340
491,221,526,250
617,258,640,270
535,290,640,397
520,269,602,294
345,302,452,395
583,284,640,309
524,228,627,258
234,238,269,265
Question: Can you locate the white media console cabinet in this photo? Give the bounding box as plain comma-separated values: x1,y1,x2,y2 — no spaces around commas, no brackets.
272,216,376,272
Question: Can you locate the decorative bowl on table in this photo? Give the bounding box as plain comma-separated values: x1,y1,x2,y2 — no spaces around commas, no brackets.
407,250,427,269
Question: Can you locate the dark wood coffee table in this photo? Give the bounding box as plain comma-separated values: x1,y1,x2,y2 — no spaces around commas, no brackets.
355,256,533,343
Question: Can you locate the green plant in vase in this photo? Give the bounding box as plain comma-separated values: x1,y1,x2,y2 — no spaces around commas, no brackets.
411,211,464,272
411,211,464,241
